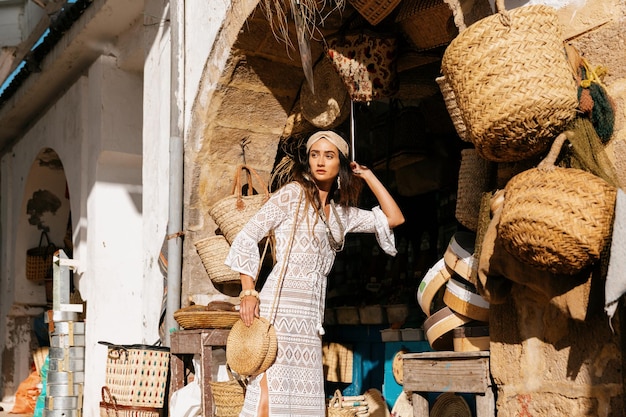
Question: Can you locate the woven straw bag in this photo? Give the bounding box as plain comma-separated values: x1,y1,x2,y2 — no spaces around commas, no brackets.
226,191,303,377
348,0,401,26
498,133,617,275
440,0,578,162
208,164,270,244
455,149,495,231
99,386,162,417
194,235,239,284
209,366,246,417
26,231,57,283
99,342,170,408
326,390,359,417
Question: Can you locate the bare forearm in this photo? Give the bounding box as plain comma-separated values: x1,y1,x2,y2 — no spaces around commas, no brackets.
352,163,405,228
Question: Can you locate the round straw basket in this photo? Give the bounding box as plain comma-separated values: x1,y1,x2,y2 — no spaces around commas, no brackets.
498,135,617,275
431,392,471,417
455,149,494,231
301,57,350,129
209,377,245,417
174,309,240,329
441,0,578,162
226,317,277,377
194,236,239,284
208,164,270,244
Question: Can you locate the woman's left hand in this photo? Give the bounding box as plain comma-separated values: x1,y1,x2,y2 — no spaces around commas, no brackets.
350,162,369,177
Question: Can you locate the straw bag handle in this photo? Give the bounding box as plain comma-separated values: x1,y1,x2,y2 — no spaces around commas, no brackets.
537,131,574,172
267,189,303,325
232,164,270,205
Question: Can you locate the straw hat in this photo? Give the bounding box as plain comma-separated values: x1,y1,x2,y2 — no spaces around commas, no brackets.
301,57,350,129
363,389,390,417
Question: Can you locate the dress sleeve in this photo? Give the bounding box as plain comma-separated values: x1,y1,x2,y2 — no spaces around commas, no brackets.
344,205,398,257
224,182,299,279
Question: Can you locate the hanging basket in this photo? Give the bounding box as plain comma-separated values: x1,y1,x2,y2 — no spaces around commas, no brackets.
440,0,578,162
208,164,270,244
498,133,617,274
348,0,401,26
194,235,240,284
26,231,57,283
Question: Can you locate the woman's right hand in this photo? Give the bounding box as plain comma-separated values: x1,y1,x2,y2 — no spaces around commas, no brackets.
240,295,260,326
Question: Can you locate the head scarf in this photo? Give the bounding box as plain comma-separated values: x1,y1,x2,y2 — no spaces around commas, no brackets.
306,131,349,158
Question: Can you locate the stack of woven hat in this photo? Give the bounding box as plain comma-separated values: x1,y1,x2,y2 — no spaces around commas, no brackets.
417,231,490,352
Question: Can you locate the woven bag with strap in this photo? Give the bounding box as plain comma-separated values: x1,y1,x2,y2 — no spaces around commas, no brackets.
208,164,271,244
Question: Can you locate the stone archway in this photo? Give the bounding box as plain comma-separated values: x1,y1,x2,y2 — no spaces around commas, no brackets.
183,0,336,301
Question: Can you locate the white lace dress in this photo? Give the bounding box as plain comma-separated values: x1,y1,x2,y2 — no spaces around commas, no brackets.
225,182,397,417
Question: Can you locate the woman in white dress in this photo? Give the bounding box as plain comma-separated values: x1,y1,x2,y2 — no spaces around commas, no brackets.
225,130,404,417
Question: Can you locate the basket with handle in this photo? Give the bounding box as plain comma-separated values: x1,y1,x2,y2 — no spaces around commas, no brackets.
98,342,170,408
326,389,361,417
498,132,617,275
440,0,579,162
26,230,57,283
208,365,246,417
99,386,163,417
208,164,270,244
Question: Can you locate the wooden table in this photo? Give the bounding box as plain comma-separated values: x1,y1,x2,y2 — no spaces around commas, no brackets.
402,351,495,417
170,329,230,417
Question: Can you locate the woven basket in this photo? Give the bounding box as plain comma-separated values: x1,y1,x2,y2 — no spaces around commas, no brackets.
301,57,350,129
441,0,578,162
498,133,617,275
436,75,468,142
100,387,163,417
431,392,471,417
226,317,277,377
26,231,57,283
194,235,239,284
396,0,458,51
174,309,240,329
455,149,495,231
348,0,401,26
327,390,359,417
100,342,170,408
208,164,270,244
209,367,245,417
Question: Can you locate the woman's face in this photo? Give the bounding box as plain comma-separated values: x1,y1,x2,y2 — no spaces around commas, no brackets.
308,138,341,187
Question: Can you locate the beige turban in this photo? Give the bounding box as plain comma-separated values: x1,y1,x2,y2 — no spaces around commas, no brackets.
306,131,349,158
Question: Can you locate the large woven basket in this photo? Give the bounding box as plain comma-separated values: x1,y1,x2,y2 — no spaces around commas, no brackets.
441,0,578,162
194,235,239,284
498,133,617,275
100,342,170,408
208,164,270,244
